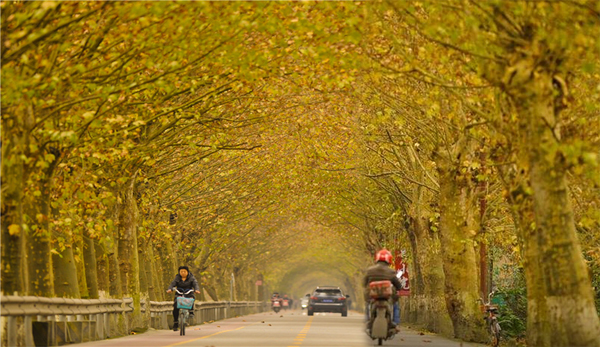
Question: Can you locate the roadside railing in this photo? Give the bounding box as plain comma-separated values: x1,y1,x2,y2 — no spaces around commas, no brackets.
0,295,267,347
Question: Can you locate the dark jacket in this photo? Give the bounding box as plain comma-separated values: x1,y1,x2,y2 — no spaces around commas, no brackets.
363,262,402,299
168,272,200,292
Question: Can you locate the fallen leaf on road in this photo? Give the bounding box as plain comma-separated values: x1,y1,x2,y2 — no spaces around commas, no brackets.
419,332,425,335
280,315,283,317
423,340,432,343
268,324,272,326
261,321,265,323
243,320,246,322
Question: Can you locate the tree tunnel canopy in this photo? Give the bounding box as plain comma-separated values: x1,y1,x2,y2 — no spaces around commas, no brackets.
2,2,599,346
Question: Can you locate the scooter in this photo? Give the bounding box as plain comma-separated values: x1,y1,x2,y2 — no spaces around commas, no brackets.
272,299,281,313
367,280,396,346
282,299,289,310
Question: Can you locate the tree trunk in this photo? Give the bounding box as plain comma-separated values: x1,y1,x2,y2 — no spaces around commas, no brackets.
410,214,454,336
152,243,166,301
1,123,28,295
83,231,99,299
138,246,149,295
505,55,600,347
26,195,55,297
436,144,487,342
94,240,109,298
402,150,453,336
27,147,60,297
205,283,219,301
52,246,81,298
159,239,177,294
108,248,123,297
140,238,158,301
75,237,90,299
117,176,143,329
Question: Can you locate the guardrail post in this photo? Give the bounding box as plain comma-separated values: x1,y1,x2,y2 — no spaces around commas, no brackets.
95,314,102,340
47,315,57,346
7,316,17,347
24,315,35,347
103,313,110,338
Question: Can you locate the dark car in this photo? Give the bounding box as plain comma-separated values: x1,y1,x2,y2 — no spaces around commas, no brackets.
307,286,349,317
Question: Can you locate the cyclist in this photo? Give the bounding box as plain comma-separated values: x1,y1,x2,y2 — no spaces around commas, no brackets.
167,265,201,331
364,249,402,332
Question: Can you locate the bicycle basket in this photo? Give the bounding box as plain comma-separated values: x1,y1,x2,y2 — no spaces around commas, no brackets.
369,280,393,299
176,297,195,310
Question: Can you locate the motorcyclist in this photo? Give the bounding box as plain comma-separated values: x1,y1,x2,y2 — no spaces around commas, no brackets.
363,249,402,331
283,294,291,309
167,265,201,331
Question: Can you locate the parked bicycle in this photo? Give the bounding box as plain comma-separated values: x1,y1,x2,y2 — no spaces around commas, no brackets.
480,291,501,347
174,288,195,336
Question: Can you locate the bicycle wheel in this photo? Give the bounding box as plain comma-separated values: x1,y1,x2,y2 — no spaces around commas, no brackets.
180,310,186,336
490,322,500,347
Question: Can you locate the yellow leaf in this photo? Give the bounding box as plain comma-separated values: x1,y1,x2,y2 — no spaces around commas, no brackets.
8,224,21,236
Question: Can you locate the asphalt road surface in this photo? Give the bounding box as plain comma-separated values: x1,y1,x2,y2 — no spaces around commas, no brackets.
77,310,488,347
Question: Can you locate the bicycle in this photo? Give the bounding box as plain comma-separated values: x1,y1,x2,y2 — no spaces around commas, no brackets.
480,291,501,347
175,288,195,336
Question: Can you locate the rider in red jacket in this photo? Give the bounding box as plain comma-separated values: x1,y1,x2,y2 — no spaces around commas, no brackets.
363,250,402,331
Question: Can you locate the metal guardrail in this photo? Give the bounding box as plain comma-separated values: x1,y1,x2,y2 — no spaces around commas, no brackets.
0,295,266,347
1,296,133,316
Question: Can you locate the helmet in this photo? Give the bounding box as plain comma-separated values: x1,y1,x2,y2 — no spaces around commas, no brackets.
375,249,393,264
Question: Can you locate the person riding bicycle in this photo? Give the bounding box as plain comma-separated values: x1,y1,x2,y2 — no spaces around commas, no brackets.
167,265,200,331
363,249,402,331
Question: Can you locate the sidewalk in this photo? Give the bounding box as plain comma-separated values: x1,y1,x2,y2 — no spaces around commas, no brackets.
391,324,489,347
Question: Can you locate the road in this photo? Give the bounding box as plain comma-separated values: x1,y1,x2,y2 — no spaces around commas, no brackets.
77,310,488,347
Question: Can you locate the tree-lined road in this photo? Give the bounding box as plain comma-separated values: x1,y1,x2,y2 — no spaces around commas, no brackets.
3,2,600,347
75,311,486,347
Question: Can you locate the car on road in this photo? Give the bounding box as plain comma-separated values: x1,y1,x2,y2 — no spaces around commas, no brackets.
307,286,349,317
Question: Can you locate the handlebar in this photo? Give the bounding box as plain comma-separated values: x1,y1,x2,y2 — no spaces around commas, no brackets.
175,288,195,295
479,291,496,305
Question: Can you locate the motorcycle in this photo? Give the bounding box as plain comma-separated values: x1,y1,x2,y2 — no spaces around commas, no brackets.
272,299,281,313
367,280,396,346
282,299,289,310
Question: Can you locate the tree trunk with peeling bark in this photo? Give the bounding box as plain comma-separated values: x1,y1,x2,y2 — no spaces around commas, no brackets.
504,50,600,347
407,211,454,336
436,142,487,342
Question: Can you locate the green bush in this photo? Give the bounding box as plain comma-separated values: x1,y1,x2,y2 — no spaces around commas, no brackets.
495,287,527,339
